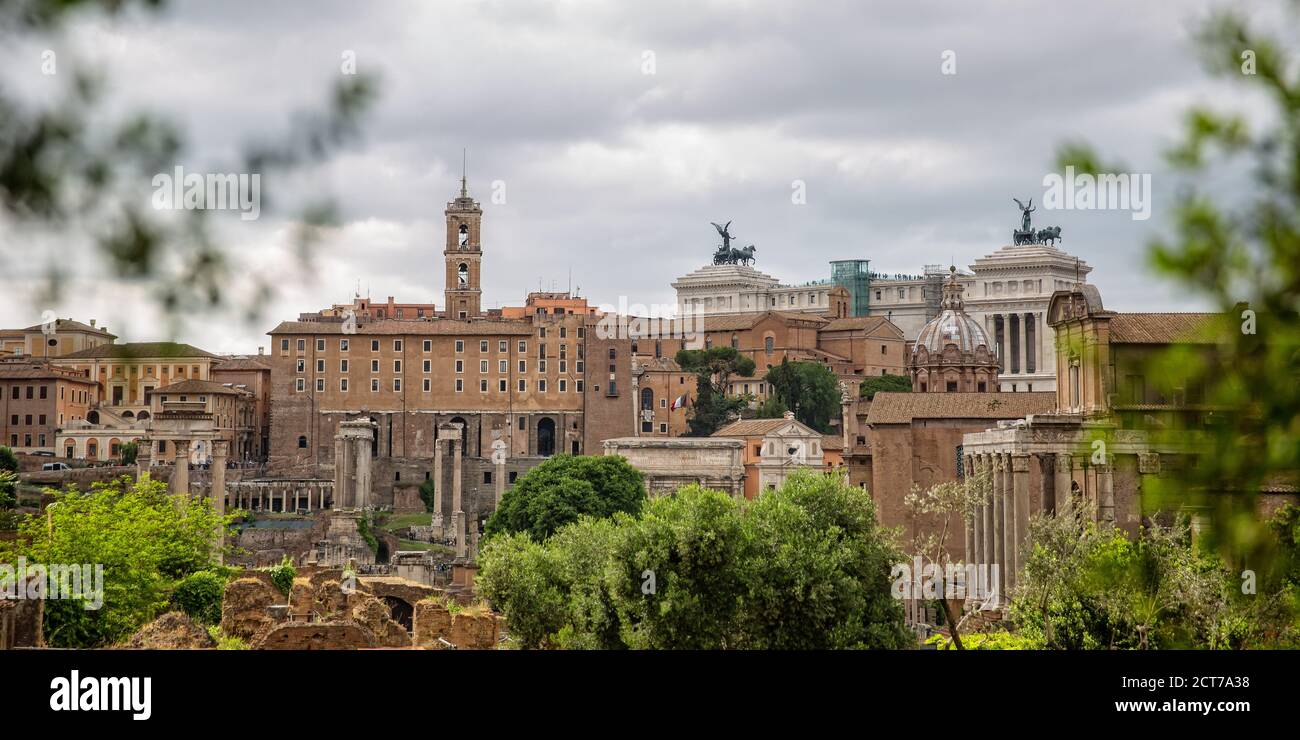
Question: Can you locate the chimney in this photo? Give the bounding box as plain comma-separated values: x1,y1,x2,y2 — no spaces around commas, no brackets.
257,346,264,355
89,319,96,328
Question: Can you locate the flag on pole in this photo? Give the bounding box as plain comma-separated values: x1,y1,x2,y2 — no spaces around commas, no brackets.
671,393,688,410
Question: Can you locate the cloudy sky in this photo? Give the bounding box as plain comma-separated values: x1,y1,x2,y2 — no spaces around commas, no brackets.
0,0,1284,353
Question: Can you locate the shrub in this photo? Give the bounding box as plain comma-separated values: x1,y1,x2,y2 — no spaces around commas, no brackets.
171,570,229,625
268,555,296,596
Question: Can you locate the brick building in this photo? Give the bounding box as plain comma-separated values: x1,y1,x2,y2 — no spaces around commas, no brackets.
0,359,99,454
265,181,635,512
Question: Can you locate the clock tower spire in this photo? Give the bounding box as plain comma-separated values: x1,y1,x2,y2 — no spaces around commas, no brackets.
444,156,483,319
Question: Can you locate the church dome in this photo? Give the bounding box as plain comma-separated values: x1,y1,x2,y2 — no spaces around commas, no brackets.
914,266,990,354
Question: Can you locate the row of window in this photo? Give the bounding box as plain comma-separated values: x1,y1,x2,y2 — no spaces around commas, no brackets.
8,414,47,426
295,377,586,394
281,330,589,355
9,433,47,447
6,384,91,404
296,356,587,375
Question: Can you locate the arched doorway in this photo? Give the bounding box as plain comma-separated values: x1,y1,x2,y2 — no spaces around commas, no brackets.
449,415,474,457
537,418,555,457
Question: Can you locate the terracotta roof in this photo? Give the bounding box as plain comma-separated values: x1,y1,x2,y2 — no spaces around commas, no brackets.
17,319,116,338
147,379,250,396
0,362,97,383
213,356,272,371
820,316,897,334
268,319,535,336
821,434,844,451
1107,313,1221,344
713,416,817,437
866,392,1056,425
59,342,217,360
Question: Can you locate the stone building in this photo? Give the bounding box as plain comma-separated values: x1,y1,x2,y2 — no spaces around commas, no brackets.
630,355,694,437
713,412,827,499
0,359,98,454
673,263,852,318
603,436,746,497
858,391,1057,561
908,266,1000,393
146,379,257,463
51,341,220,419
0,318,115,359
211,353,273,460
956,286,1265,602
265,181,636,515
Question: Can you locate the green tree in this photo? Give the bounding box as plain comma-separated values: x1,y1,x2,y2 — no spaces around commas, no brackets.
676,347,756,436
119,441,139,466
860,373,912,400
479,470,911,649
0,446,18,473
0,474,235,647
0,469,16,510
171,569,231,625
418,478,436,512
763,359,840,432
484,455,645,542
1054,6,1300,576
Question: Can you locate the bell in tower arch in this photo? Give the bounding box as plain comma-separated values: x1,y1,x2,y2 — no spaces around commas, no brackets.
458,223,469,247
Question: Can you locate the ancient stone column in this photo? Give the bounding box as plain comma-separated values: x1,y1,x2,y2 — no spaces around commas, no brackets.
963,455,974,566
1054,453,1072,516
980,454,993,575
1001,453,1014,593
171,440,191,495
452,429,466,560
1012,453,1030,584
991,454,1005,605
354,436,371,510
136,439,152,483
333,435,350,510
432,438,444,531
970,455,983,569
210,440,228,565
1099,456,1115,525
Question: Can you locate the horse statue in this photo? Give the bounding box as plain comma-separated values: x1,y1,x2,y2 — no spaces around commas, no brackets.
1036,226,1062,246
731,245,757,265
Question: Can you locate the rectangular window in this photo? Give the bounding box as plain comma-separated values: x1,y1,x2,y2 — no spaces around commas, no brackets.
576,361,584,373
341,378,349,392
423,378,431,392
316,339,325,351
559,360,567,373
577,327,584,338
518,340,526,354
539,360,547,373
455,379,464,392
559,379,567,393
559,327,567,338
371,359,379,372
455,340,464,353
340,359,349,372
576,380,584,393
498,340,507,353
539,327,547,338
281,338,289,352
316,359,325,372
538,379,547,393
423,359,431,373
39,386,47,400
499,379,507,392
518,360,526,373
480,379,488,393
423,340,432,352
480,360,488,373
498,359,507,373
295,378,305,392
296,339,306,351
340,338,349,351
394,378,402,392
371,379,379,392
480,340,488,352
316,378,324,392
455,360,464,373
394,339,403,351
518,379,526,392
393,360,402,372
296,359,306,373
371,339,379,351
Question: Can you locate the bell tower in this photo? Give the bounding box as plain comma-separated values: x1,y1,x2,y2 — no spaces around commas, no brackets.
444,155,483,319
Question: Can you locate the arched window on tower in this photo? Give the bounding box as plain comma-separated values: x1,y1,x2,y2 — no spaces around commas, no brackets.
458,263,469,287
458,223,469,247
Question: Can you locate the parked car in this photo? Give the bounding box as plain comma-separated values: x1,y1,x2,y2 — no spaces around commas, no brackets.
42,462,71,471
